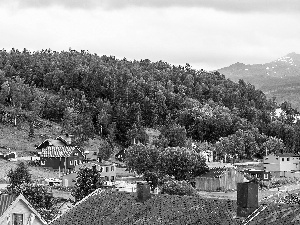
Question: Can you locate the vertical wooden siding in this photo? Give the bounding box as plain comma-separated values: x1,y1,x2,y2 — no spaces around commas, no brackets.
195,169,245,191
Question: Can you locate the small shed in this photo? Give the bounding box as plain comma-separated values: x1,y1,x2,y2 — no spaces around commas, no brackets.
244,169,271,181
194,167,245,192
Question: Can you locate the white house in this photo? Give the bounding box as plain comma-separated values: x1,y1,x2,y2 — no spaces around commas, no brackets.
263,153,300,177
0,194,47,225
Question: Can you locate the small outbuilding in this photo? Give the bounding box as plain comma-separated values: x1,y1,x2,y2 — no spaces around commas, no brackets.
194,167,245,192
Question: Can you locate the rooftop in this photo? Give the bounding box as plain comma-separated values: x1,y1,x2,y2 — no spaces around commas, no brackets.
50,190,239,225
40,146,81,158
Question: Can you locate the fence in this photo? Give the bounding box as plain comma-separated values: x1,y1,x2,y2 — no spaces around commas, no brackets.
195,169,245,192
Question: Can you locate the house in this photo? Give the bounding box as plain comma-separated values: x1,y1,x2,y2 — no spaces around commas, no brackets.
244,169,271,181
49,189,240,225
194,167,245,191
0,151,17,161
0,194,47,225
263,153,300,177
39,146,84,172
62,161,117,187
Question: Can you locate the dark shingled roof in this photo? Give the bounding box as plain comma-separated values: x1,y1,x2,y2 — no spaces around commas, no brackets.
41,146,81,158
50,190,239,225
0,194,17,217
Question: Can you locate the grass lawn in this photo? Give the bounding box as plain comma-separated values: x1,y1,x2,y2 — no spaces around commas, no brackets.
0,159,59,182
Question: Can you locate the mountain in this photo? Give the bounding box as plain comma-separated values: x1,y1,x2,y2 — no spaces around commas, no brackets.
218,52,300,90
218,52,300,110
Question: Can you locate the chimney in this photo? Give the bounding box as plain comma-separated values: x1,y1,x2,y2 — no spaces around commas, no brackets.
237,182,258,217
136,182,151,203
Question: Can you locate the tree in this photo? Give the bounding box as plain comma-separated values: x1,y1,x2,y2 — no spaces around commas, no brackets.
7,162,32,192
159,147,209,181
125,144,208,188
72,167,103,202
160,123,187,147
98,139,114,161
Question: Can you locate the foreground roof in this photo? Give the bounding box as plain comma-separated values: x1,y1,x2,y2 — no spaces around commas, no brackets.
41,146,81,158
246,203,300,224
50,190,239,225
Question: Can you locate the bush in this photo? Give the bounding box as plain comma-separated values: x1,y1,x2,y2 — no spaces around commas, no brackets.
161,180,196,196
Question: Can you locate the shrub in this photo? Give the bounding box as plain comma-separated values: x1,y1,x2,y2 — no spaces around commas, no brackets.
161,180,196,196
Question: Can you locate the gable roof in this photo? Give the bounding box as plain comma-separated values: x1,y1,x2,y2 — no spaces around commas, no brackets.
0,194,17,217
50,189,239,225
41,146,82,158
36,139,66,149
0,194,47,225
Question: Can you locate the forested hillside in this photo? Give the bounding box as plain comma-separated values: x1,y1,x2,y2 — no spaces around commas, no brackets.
1,48,300,161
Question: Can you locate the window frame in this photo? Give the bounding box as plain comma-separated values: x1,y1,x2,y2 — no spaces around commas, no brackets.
13,213,24,225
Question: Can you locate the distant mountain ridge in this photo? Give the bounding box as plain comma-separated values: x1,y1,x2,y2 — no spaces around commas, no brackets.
217,52,300,110
218,52,300,90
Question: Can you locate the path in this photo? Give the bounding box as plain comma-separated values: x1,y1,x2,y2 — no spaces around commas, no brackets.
197,183,300,202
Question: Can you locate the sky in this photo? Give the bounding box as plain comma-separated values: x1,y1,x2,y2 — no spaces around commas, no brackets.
0,0,300,71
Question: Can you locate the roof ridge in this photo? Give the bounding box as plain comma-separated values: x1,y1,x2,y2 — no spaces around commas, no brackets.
49,188,105,224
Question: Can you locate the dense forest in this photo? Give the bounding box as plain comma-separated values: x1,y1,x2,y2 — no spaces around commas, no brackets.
1,48,300,161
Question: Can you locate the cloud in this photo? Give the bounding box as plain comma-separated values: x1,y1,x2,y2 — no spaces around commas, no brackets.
1,0,300,13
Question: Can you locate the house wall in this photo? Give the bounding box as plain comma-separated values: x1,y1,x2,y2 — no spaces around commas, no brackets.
279,156,300,171
40,149,84,170
62,173,77,187
100,164,116,181
264,154,300,173
0,200,44,225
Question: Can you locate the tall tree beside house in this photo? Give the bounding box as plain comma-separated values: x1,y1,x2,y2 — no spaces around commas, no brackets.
159,147,209,181
7,162,32,192
98,139,114,161
72,167,103,202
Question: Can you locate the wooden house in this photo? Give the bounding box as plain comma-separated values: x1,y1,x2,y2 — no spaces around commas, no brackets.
40,146,84,172
0,194,47,225
194,167,245,192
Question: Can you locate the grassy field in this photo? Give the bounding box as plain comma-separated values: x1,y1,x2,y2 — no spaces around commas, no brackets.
0,159,59,182
0,120,62,156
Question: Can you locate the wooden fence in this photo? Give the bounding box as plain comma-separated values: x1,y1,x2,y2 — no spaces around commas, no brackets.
195,168,245,192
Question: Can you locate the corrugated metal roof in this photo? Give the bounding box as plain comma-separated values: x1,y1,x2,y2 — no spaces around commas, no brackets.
0,194,17,217
41,146,79,158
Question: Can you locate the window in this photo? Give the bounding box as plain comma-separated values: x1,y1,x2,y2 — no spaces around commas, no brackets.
70,160,73,165
13,213,23,225
111,176,115,181
41,160,45,166
105,176,109,181
74,160,77,166
282,158,284,161
106,167,109,172
74,152,78,156
287,158,290,161
111,166,114,171
264,173,268,180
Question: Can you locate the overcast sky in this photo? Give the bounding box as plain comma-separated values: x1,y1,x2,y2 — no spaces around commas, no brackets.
0,0,300,71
